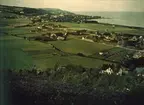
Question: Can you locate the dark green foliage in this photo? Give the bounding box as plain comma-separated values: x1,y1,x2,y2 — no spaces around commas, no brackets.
12,64,144,92
77,53,85,57
6,64,144,105
23,8,48,16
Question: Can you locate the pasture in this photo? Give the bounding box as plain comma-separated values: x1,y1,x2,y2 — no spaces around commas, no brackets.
90,47,135,63
0,36,33,70
49,39,113,55
0,35,111,70
0,18,141,70
54,22,144,36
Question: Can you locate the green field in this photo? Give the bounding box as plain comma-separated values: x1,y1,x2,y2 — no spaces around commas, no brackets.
54,22,144,35
0,18,143,70
0,36,111,69
90,47,135,63
22,39,111,69
0,36,33,70
49,39,113,55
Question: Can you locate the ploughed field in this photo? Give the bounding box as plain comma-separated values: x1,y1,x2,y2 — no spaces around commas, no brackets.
0,18,143,70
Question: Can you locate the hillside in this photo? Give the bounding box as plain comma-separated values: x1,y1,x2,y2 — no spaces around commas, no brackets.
0,4,144,105
0,5,72,16
0,5,101,22
43,8,75,15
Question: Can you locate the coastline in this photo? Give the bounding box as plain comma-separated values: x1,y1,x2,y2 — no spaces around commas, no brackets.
95,21,144,30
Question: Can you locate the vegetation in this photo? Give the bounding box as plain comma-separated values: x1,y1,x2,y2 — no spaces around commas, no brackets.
49,39,113,55
0,4,144,105
0,36,33,70
8,64,144,105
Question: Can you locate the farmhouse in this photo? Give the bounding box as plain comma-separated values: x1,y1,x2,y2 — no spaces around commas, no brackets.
101,67,114,75
81,36,94,42
50,33,57,39
131,36,138,41
57,36,65,40
133,51,144,58
99,52,103,55
20,11,24,14
103,36,113,42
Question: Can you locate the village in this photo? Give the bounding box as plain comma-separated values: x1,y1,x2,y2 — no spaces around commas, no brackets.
1,4,143,51
13,15,144,50
1,4,144,73
1,4,144,105
9,15,144,74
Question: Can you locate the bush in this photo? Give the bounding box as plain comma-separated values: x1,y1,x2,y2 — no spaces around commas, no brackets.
77,53,85,57
8,64,144,105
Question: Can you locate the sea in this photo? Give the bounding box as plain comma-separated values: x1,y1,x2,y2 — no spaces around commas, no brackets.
75,11,144,28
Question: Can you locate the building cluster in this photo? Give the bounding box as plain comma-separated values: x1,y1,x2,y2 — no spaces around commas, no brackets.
40,13,101,23
117,35,144,49
99,64,128,76
133,51,144,59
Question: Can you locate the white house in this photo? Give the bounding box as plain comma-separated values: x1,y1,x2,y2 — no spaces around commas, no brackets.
82,37,85,40
101,67,114,75
20,11,24,14
57,36,64,40
81,37,94,42
99,52,103,55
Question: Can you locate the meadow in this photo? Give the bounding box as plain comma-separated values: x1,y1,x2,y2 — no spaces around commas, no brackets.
0,18,143,70
49,39,113,55
0,36,33,70
54,22,144,35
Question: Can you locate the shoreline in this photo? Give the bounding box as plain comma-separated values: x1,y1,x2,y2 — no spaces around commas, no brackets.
96,22,144,30
88,18,144,30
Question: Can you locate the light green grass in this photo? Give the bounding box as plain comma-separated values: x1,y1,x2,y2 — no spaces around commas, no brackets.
32,55,110,69
90,47,135,63
49,39,113,55
21,39,111,69
54,22,144,36
0,19,140,70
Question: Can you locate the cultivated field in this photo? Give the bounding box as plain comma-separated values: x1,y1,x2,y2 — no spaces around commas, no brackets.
0,18,143,70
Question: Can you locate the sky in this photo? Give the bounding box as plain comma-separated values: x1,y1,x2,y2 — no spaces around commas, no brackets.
0,0,144,12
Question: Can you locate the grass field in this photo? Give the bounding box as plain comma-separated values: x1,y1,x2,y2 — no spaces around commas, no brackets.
0,36,33,70
90,47,135,63
49,39,113,55
0,18,142,70
21,39,111,69
0,35,111,70
54,22,144,35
